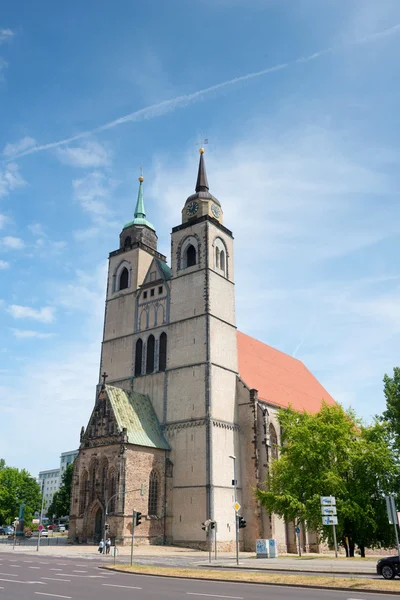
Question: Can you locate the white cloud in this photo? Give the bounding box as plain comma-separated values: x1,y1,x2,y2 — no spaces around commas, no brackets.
7,305,55,323
0,29,14,44
0,163,26,197
11,329,54,339
0,260,9,269
28,222,45,237
1,236,24,249
0,214,8,229
72,171,114,219
56,140,111,168
3,137,36,157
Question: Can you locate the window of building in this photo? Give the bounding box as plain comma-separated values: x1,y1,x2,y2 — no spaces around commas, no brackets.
269,423,279,460
135,338,143,376
159,332,167,372
143,291,148,299
216,247,220,269
150,288,155,297
220,250,225,272
186,244,196,267
158,286,163,295
148,470,159,516
146,335,155,374
119,267,129,290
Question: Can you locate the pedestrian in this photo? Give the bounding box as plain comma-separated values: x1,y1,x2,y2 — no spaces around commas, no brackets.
99,539,104,554
106,538,111,555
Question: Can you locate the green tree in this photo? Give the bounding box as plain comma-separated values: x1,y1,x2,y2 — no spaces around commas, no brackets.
381,368,400,451
255,403,398,556
47,464,74,520
0,465,41,525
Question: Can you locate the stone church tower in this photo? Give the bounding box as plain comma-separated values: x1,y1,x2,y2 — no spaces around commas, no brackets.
69,150,336,552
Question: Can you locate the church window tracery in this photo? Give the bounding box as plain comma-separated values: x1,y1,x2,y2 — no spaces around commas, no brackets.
159,332,167,372
216,247,220,268
148,470,159,516
269,423,279,460
213,237,228,276
79,470,88,515
135,339,143,376
220,250,225,272
146,335,155,374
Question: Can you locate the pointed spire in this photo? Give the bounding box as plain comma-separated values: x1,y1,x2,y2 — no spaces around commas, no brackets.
123,171,155,231
195,148,209,192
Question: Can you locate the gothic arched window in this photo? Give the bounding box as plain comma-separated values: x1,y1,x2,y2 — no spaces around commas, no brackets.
269,423,279,460
100,460,108,500
216,247,220,268
186,244,196,267
220,250,225,273
109,473,116,513
135,338,143,376
79,470,88,515
159,332,167,372
146,335,155,374
148,470,159,516
119,267,129,290
90,461,97,502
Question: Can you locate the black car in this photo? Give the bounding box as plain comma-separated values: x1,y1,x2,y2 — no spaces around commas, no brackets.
377,556,400,579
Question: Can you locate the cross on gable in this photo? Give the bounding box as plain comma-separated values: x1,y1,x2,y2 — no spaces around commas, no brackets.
101,371,108,389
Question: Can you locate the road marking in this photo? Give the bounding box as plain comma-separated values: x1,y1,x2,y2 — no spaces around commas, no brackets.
56,563,67,566
35,594,72,599
0,572,18,577
50,568,62,571
10,564,21,567
72,570,87,573
102,584,142,589
29,566,41,569
24,560,34,563
39,562,49,565
186,595,243,599
42,577,71,582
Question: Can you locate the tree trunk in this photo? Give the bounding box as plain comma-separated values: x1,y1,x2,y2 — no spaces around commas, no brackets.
349,538,355,558
359,544,365,558
343,537,349,557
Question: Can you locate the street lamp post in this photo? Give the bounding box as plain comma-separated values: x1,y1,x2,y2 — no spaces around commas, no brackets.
229,455,239,566
37,480,45,552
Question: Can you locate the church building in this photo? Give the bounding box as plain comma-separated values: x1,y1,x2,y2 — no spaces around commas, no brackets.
69,149,336,552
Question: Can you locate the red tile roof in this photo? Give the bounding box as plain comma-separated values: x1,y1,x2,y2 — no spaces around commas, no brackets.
237,331,336,413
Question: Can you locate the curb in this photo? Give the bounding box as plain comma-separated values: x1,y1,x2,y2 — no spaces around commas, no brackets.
197,563,375,577
99,566,393,595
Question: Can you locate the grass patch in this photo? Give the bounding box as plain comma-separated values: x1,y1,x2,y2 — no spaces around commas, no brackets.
103,563,398,593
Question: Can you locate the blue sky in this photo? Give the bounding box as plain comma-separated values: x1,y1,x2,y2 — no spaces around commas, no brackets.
1,0,400,476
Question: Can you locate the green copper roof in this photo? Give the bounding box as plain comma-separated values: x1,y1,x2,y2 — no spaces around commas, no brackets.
124,179,155,231
156,259,171,281
106,385,170,450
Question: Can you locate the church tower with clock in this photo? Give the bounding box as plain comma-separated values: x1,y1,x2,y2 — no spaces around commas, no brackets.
70,146,335,553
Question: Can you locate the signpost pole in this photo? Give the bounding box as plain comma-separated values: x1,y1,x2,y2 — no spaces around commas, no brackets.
215,522,218,561
130,510,136,567
332,524,338,558
296,525,301,557
230,455,239,566
387,496,400,562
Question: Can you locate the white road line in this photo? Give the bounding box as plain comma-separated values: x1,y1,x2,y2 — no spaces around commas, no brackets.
50,568,62,571
39,562,49,565
186,594,243,599
29,566,41,569
10,564,21,567
102,584,142,589
56,563,67,566
72,570,87,573
35,593,72,599
0,572,18,577
24,560,34,563
42,577,71,582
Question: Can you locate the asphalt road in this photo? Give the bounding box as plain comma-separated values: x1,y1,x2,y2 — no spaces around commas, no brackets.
0,553,397,600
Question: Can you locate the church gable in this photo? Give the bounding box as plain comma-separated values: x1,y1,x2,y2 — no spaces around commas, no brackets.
142,258,171,286
136,259,170,332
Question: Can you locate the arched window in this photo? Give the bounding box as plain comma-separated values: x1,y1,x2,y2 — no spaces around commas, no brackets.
159,332,167,372
216,247,220,269
146,335,155,374
148,470,159,516
269,423,279,460
186,244,196,267
119,267,129,290
220,250,225,273
79,470,88,515
135,338,143,376
90,461,97,502
109,474,116,513
100,460,108,500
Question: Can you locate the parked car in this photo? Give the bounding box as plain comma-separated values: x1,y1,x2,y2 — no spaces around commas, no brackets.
0,526,14,536
40,529,49,537
58,525,66,533
377,556,400,579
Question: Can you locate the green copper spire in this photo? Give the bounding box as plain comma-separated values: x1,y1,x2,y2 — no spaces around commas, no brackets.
123,174,155,231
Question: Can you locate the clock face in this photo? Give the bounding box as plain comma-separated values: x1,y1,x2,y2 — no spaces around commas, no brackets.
211,203,220,219
186,201,199,217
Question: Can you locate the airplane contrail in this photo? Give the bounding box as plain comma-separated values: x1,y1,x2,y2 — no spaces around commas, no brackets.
4,22,400,162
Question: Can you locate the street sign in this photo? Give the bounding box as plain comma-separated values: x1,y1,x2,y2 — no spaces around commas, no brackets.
321,506,337,516
322,516,338,526
233,502,241,512
320,496,336,506
38,525,44,532
386,495,397,525
295,527,300,535
32,519,40,524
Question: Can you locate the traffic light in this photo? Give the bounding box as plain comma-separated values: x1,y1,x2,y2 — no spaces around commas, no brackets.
201,522,208,532
105,523,110,532
210,521,216,530
135,512,142,526
238,516,246,529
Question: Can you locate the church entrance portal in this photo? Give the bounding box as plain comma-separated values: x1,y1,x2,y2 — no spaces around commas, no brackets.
93,507,103,544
